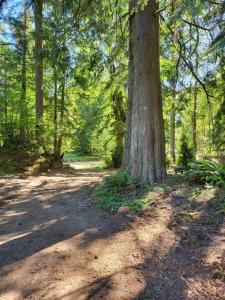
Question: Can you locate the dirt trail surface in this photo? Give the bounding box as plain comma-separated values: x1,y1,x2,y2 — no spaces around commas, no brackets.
0,162,224,300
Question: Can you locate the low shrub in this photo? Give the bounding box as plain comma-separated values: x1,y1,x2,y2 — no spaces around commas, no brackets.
178,134,194,168
103,171,136,188
25,153,63,175
185,158,225,187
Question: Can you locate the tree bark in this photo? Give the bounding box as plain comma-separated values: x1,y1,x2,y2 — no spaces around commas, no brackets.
123,0,166,184
169,104,176,163
193,52,199,157
112,90,126,167
34,0,43,143
53,69,58,155
169,0,177,164
20,0,27,140
56,79,65,156
193,84,197,156
4,68,7,142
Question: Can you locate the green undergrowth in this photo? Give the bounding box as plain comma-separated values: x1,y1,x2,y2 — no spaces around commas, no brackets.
186,158,225,188
63,152,116,170
93,171,174,214
25,153,63,175
93,171,225,216
0,147,37,175
63,152,101,162
93,171,148,214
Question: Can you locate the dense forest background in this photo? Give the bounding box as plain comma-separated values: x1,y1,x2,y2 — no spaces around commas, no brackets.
0,0,224,173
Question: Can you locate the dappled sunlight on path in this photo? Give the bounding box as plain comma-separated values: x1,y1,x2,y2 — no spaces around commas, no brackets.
0,163,224,300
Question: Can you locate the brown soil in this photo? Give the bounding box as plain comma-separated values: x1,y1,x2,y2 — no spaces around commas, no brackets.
0,162,224,300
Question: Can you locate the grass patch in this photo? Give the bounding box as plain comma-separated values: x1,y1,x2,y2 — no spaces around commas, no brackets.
63,152,101,162
188,187,202,202
176,211,196,219
147,182,172,193
93,171,148,214
209,187,225,213
81,160,111,170
63,152,115,170
93,173,186,215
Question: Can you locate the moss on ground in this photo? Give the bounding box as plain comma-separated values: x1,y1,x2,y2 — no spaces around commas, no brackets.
0,148,37,175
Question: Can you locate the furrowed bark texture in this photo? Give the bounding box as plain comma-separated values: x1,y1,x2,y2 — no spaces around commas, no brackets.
123,0,166,184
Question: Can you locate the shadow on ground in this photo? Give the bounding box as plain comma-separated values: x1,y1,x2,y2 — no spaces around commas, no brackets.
0,168,224,300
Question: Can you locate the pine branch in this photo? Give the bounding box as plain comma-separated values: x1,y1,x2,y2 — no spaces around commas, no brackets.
160,13,214,104
181,19,211,31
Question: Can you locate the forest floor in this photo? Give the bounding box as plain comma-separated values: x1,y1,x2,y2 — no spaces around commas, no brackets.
0,161,224,300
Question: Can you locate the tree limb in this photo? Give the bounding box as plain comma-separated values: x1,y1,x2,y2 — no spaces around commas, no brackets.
182,19,211,31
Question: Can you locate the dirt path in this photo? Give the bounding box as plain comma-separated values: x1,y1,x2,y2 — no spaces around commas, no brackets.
0,163,224,300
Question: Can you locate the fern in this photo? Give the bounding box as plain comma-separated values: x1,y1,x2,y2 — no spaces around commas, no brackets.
186,158,225,187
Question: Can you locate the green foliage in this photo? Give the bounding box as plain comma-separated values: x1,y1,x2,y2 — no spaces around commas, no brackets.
217,198,225,213
0,147,36,175
178,135,194,167
186,158,225,187
0,0,224,174
188,187,202,201
25,153,63,175
93,171,147,214
63,152,101,162
212,99,225,152
111,143,123,168
103,171,136,189
147,183,172,193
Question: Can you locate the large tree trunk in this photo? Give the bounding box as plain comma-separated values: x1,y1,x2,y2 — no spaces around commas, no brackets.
20,0,27,141
123,0,166,184
34,0,43,144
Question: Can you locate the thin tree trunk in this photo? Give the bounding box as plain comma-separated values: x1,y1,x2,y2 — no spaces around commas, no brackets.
34,0,43,144
169,0,177,164
123,0,166,184
193,84,197,156
4,68,7,142
123,3,133,167
20,0,27,141
169,103,176,163
57,80,65,156
55,0,66,157
208,104,212,154
112,91,126,167
193,51,199,157
53,70,58,155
